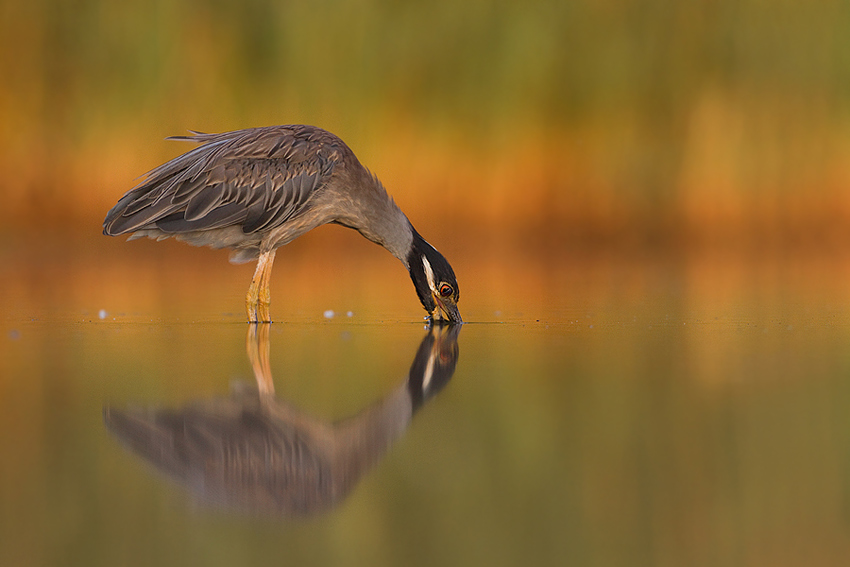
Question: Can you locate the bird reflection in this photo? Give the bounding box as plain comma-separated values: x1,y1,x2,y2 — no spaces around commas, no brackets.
103,324,460,516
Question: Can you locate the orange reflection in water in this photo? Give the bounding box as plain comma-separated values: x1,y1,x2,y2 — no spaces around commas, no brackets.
3,225,850,330
2,226,850,566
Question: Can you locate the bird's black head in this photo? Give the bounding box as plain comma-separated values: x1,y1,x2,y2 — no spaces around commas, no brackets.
407,229,462,324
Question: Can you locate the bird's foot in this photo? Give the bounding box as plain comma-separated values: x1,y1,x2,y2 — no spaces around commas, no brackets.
256,300,272,323
246,283,272,323
256,285,272,323
246,301,272,323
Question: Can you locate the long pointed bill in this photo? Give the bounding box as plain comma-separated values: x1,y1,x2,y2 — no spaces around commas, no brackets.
431,293,463,324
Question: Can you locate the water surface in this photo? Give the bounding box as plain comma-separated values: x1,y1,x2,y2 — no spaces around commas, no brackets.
2,233,850,566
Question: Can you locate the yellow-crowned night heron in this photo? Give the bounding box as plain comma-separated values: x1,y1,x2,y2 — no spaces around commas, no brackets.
102,125,461,323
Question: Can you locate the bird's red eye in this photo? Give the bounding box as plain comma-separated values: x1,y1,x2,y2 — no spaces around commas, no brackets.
439,284,453,297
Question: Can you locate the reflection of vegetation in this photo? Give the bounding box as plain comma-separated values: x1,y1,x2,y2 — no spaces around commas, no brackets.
1,1,846,239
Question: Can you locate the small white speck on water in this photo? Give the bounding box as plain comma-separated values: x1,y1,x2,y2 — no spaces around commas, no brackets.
346,311,354,317
323,310,335,319
98,309,107,320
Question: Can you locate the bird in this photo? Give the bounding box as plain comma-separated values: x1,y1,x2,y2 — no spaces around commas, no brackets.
102,125,461,323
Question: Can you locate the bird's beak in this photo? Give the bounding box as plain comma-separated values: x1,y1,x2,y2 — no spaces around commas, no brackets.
431,292,463,324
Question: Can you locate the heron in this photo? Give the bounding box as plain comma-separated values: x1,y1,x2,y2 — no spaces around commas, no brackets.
102,125,461,323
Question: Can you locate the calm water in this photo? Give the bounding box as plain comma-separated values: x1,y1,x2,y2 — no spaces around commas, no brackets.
3,232,850,566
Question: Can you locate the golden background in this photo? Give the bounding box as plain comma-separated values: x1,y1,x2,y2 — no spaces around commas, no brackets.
1,0,846,247
2,3,850,566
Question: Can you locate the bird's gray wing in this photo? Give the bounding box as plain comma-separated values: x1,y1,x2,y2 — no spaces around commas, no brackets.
103,126,342,236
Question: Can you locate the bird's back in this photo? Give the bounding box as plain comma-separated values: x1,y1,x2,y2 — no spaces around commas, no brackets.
103,125,352,257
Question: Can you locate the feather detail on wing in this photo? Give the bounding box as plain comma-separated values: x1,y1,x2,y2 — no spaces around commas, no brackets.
103,126,342,238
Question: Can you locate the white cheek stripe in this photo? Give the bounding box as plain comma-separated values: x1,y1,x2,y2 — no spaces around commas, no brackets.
422,254,437,293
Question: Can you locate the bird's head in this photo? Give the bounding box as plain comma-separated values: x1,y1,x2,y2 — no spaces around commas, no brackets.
407,230,462,324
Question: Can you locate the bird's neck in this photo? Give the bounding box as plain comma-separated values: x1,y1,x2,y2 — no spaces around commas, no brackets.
342,171,414,265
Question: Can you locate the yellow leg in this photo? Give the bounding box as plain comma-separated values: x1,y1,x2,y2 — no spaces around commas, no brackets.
257,249,275,323
246,250,276,323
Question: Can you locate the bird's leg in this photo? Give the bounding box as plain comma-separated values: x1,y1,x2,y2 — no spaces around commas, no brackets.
246,250,276,323
257,249,275,322
246,322,275,396
246,262,262,322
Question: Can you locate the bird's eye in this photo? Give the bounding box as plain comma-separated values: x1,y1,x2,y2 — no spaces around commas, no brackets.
439,283,454,297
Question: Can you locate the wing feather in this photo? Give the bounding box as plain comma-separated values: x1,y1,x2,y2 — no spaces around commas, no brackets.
185,182,226,221
156,203,248,233
103,125,344,238
168,174,207,206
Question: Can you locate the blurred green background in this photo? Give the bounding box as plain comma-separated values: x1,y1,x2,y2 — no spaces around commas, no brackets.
4,3,850,566
1,0,847,246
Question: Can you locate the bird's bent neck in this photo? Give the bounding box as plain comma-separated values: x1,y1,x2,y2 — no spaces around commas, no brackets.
337,169,414,265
